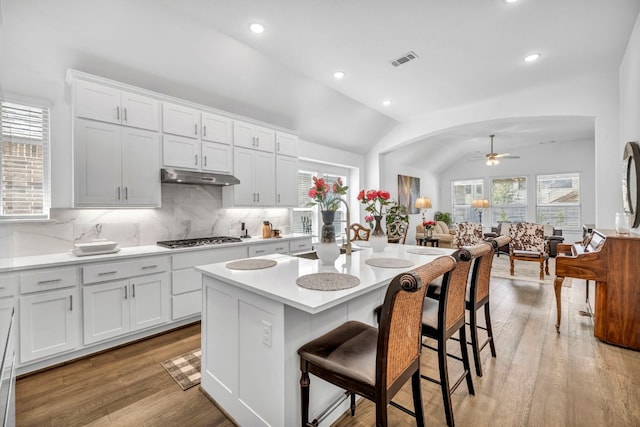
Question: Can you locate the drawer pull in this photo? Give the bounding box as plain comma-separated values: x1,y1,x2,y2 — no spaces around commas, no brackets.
37,278,61,285
132,284,136,298
276,247,285,251
98,271,118,276
255,250,265,254
69,295,73,311
124,285,128,300
142,265,158,270
0,287,5,290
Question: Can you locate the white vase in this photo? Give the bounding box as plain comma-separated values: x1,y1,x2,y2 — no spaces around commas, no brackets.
316,242,340,266
369,234,387,252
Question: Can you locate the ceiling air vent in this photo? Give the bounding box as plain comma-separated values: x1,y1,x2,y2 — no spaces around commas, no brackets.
390,51,418,67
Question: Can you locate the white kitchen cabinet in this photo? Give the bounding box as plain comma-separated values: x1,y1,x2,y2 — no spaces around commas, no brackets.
233,120,275,153
202,141,233,174
275,131,298,157
249,241,290,257
75,119,160,207
202,112,233,144
276,155,299,207
19,288,80,363
83,272,169,345
162,134,200,170
162,102,200,138
75,80,159,131
224,147,275,206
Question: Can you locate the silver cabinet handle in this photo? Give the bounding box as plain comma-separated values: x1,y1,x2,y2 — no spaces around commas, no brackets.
98,270,118,276
275,247,285,252
125,187,128,200
255,249,265,254
204,156,207,167
116,106,120,120
253,193,256,202
277,142,280,152
124,285,128,299
256,193,260,202
142,265,157,270
195,154,198,166
37,278,61,284
256,137,259,147
132,284,135,298
252,136,256,146
124,107,127,122
277,194,280,203
69,295,73,311
117,187,121,200
203,125,207,137
194,123,198,135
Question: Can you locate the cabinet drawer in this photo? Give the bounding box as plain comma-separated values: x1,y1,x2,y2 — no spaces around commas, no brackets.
249,241,289,257
0,275,18,298
172,246,248,270
289,239,313,254
20,268,78,294
83,256,170,284
172,269,202,294
172,290,201,320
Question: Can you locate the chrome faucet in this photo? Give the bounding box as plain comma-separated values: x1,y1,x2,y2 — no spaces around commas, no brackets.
339,198,352,255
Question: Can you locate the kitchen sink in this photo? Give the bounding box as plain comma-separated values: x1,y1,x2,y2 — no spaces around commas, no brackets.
294,247,360,260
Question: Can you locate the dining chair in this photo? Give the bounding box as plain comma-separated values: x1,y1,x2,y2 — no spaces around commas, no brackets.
420,248,475,427
298,255,457,427
386,219,409,244
508,222,549,280
348,223,371,242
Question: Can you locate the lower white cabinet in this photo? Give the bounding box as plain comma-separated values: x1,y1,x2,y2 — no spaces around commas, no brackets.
83,272,169,345
19,288,80,363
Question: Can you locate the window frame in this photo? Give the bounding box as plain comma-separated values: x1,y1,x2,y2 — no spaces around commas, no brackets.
490,176,528,226
536,172,581,231
451,179,484,223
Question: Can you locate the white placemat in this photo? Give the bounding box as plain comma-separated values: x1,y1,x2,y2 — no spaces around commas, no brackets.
225,258,278,270
365,258,415,268
406,248,447,256
296,273,360,291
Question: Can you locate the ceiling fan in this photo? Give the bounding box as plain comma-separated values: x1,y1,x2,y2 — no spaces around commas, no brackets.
485,134,520,166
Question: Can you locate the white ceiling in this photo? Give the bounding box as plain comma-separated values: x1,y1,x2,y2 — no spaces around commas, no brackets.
1,0,639,167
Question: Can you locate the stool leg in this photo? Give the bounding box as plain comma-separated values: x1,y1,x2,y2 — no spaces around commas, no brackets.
438,337,454,427
469,307,483,377
539,259,544,280
375,395,388,427
350,392,356,416
300,363,310,427
484,302,497,357
411,370,426,427
459,326,475,396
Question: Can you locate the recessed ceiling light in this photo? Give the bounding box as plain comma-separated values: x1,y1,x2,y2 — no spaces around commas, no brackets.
249,23,265,34
382,99,392,106
505,0,519,3
333,71,345,79
523,53,541,62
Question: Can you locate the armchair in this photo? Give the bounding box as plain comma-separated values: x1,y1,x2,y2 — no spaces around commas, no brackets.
508,222,550,280
543,224,564,257
415,221,455,248
453,222,484,248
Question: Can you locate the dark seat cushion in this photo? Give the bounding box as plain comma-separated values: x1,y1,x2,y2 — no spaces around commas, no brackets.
421,298,439,336
426,277,442,299
298,320,377,387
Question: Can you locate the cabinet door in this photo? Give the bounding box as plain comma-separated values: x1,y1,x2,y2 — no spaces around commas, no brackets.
122,128,161,206
202,112,233,144
162,134,200,170
121,92,159,131
254,151,275,206
233,120,255,149
276,155,298,207
74,119,123,206
130,273,170,332
275,131,298,157
232,147,257,205
19,288,80,363
202,141,233,174
75,80,121,124
162,103,199,138
254,125,275,153
83,280,129,345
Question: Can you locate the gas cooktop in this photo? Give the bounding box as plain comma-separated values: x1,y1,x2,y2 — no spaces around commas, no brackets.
157,236,243,249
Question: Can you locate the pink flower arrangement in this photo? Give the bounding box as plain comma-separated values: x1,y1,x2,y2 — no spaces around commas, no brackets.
308,176,348,211
364,214,374,228
423,220,436,230
357,189,392,217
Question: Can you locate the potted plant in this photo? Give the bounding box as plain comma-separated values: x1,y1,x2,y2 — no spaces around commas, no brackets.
434,211,452,226
385,201,409,226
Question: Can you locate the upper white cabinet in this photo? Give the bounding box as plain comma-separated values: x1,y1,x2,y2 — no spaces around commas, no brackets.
276,155,299,207
75,80,159,131
224,147,275,207
75,119,161,207
162,103,200,138
275,131,298,157
202,112,233,144
233,121,275,153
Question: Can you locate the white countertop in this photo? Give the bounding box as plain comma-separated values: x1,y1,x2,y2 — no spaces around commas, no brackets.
196,244,455,314
0,234,311,273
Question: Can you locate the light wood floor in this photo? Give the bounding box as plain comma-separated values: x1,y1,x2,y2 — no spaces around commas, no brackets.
16,274,640,426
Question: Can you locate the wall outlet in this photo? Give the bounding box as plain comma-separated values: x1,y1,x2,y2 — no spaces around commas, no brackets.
262,320,272,347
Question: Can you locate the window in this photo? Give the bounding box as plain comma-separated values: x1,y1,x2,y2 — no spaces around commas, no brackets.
536,173,580,229
294,168,348,239
452,179,484,223
491,177,527,225
0,101,50,219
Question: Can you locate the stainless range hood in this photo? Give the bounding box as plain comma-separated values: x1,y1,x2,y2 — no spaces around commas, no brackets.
161,168,240,186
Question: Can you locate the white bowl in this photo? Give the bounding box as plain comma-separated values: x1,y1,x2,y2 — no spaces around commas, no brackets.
74,240,118,252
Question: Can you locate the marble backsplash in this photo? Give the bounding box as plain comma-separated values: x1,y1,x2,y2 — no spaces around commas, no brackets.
0,184,291,258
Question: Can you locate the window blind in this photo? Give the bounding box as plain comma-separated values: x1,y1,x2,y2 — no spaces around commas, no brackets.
0,101,50,219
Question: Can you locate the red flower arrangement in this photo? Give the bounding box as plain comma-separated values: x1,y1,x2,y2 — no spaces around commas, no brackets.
357,189,392,217
308,176,348,211
422,220,436,230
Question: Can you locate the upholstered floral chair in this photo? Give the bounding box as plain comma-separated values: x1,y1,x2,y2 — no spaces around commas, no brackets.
508,222,549,280
453,222,484,248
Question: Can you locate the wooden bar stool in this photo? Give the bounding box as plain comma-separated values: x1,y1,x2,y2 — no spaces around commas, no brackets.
298,256,457,427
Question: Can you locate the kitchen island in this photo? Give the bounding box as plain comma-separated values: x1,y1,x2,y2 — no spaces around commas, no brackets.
196,244,454,426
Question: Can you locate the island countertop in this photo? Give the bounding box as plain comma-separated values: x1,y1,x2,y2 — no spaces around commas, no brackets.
195,243,454,314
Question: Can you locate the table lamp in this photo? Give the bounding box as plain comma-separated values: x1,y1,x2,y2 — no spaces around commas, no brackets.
415,197,432,223
471,199,489,223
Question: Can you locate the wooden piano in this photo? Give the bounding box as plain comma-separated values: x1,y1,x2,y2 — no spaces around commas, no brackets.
554,229,640,350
